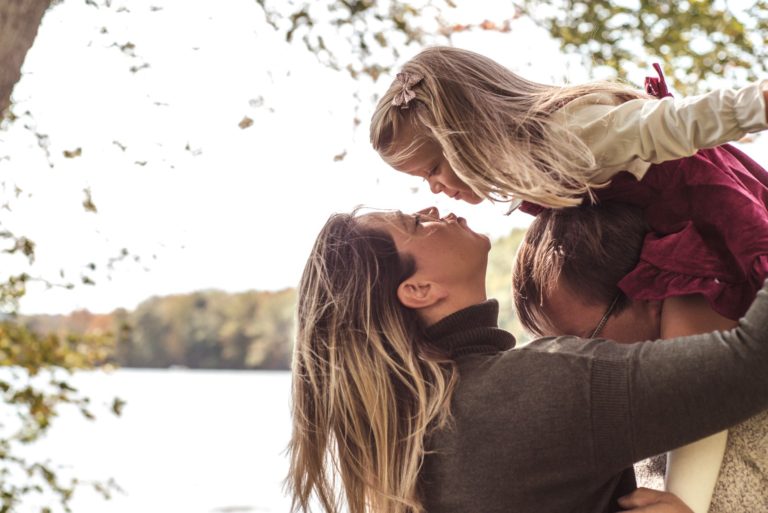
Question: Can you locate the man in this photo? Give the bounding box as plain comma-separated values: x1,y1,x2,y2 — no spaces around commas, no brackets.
512,202,765,513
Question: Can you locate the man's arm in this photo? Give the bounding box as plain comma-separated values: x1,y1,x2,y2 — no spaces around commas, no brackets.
580,282,768,474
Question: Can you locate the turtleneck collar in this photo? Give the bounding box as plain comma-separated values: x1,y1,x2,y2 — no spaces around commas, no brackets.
425,299,517,357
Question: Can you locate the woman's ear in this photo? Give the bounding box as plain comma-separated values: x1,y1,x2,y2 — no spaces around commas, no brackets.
397,278,448,310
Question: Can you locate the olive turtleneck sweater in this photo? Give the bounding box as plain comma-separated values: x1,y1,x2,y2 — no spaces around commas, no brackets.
419,291,768,513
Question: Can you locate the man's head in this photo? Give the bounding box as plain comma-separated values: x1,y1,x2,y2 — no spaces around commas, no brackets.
512,202,662,343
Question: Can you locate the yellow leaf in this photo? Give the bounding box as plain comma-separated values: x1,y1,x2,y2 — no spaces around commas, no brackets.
239,116,254,129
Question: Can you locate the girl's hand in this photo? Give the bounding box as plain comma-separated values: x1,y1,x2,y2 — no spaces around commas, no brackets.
617,487,694,513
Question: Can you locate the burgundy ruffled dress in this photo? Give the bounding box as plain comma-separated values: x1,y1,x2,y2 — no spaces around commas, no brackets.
523,68,768,320
594,143,768,320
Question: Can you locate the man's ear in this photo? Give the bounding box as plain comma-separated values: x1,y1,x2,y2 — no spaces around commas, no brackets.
397,277,448,310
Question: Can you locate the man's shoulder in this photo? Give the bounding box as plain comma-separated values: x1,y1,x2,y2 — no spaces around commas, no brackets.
454,336,601,392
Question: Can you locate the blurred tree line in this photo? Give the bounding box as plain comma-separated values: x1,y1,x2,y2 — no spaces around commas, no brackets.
487,227,531,342
23,289,296,370
5,0,768,115
257,0,768,96
21,226,532,371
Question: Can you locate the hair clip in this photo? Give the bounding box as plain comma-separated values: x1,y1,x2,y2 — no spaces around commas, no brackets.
644,63,673,99
391,71,424,109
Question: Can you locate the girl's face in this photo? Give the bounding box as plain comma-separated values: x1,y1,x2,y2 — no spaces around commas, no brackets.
388,130,483,205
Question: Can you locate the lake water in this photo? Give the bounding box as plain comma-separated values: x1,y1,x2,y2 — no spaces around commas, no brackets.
18,369,293,513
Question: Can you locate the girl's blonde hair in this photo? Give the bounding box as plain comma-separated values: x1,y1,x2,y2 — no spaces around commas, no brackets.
370,46,649,208
287,211,457,513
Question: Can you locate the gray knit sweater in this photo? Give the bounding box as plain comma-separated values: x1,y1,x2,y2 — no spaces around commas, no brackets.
419,287,768,513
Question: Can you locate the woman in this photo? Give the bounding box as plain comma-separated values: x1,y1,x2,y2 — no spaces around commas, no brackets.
286,206,768,513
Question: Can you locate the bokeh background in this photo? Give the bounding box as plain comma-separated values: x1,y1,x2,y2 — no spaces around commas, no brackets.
1,1,767,511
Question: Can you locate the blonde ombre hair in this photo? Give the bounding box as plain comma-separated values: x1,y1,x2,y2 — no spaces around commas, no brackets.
370,46,649,208
287,211,457,513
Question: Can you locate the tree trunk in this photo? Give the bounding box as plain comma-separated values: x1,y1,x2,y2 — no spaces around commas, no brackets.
0,0,52,119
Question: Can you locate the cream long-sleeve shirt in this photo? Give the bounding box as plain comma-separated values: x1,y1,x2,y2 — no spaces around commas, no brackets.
553,80,768,183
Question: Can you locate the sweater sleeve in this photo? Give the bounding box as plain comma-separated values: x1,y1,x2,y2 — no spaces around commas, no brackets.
555,81,768,182
587,279,768,472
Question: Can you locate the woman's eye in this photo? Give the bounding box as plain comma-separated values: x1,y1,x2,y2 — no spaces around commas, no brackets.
427,165,439,177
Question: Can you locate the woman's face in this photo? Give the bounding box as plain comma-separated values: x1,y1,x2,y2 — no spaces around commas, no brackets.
363,207,490,286
387,126,483,205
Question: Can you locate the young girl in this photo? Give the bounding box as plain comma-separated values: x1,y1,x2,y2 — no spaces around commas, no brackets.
370,47,768,511
370,46,768,210
370,46,768,315
286,206,768,513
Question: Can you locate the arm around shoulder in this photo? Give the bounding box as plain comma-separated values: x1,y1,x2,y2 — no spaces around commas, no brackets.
590,280,768,469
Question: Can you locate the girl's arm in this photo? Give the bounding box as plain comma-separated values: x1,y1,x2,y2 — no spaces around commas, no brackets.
655,295,736,513
557,81,768,182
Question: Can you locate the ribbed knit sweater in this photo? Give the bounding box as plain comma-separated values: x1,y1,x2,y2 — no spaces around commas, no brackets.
419,289,768,513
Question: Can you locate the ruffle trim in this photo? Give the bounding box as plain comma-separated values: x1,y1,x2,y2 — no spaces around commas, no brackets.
619,255,768,321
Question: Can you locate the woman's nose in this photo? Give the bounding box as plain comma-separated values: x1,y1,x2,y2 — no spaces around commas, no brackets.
417,206,439,218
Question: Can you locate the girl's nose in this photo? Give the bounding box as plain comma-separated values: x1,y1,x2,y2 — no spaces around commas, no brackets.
428,179,444,194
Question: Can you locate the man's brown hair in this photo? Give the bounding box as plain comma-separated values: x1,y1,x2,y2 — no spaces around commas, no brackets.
512,202,649,336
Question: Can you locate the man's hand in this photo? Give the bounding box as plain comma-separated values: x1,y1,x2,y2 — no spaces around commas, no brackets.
617,488,694,513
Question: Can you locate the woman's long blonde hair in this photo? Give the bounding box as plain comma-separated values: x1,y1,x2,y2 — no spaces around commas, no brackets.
370,46,649,208
287,211,457,513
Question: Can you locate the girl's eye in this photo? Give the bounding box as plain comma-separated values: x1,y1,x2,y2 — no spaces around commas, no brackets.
427,165,439,177
414,214,422,227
